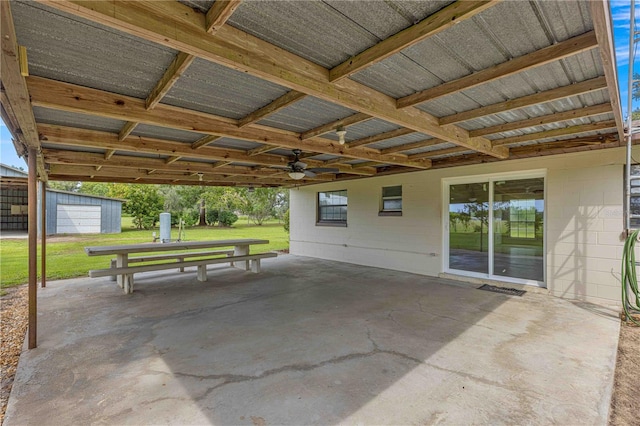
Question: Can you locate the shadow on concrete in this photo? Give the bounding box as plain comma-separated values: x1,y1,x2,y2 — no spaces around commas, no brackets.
4,255,619,424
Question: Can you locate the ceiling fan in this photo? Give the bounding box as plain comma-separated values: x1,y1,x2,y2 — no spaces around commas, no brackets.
287,149,339,180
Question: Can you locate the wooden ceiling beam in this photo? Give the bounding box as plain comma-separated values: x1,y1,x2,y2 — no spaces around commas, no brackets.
0,1,46,178
397,31,598,108
439,77,608,125
37,124,377,176
146,51,196,110
205,0,242,34
118,121,138,141
347,128,415,149
589,1,625,143
238,90,306,128
247,145,278,156
49,164,318,186
378,138,445,155
490,120,617,146
191,135,222,150
409,146,469,160
469,103,612,137
329,0,499,82
42,149,299,178
40,1,506,159
104,149,116,160
28,76,430,169
165,155,181,164
301,113,372,140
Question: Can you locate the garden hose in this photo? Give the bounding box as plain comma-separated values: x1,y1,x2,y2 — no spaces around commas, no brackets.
621,229,640,325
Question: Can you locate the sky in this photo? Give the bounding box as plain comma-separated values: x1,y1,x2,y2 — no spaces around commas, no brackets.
0,2,638,172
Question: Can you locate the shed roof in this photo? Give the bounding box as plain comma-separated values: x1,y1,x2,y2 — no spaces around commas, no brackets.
0,0,624,187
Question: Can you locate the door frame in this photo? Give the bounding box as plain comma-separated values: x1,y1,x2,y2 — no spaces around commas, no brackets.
441,169,547,287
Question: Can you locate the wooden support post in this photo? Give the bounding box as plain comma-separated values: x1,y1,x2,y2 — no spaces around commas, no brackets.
40,180,46,288
27,148,37,349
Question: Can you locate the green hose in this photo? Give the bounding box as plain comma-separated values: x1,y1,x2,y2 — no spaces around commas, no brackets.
621,229,640,325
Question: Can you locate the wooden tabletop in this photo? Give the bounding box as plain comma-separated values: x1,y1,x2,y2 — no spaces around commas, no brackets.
85,239,269,256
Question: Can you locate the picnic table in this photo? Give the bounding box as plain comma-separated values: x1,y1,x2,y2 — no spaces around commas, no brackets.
85,239,276,294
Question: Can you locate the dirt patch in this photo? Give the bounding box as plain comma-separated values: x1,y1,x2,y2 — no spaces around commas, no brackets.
609,321,640,426
0,285,28,425
1,287,638,424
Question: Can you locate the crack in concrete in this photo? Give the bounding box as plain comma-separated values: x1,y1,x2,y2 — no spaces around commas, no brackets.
177,331,424,401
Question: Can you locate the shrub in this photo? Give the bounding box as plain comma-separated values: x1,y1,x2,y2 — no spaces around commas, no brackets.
218,210,238,227
206,208,219,226
283,209,290,233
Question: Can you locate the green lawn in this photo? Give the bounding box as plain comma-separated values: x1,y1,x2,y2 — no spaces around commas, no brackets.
0,218,289,289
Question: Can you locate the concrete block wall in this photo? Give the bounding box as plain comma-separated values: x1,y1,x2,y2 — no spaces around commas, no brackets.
290,147,636,307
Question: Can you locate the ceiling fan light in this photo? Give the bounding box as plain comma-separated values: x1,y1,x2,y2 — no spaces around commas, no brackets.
288,171,306,180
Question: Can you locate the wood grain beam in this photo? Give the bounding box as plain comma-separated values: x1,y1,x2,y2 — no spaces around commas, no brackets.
491,120,617,146
118,121,138,141
439,76,608,125
146,51,195,110
39,1,506,158
469,103,612,137
238,90,306,128
301,113,372,140
378,138,445,155
397,31,598,108
329,0,499,82
37,124,377,176
589,1,625,142
205,0,242,33
191,135,221,150
247,145,278,156
104,149,116,160
347,128,415,149
0,1,46,178
165,155,181,164
27,76,431,169
409,146,469,160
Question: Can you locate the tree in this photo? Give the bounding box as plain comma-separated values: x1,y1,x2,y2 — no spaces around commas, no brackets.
48,180,80,192
109,184,163,229
633,73,640,101
79,182,112,197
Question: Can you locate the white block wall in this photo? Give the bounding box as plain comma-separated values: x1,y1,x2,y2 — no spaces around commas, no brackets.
290,147,636,306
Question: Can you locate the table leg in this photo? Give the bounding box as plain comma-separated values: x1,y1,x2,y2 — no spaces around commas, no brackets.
116,254,128,288
234,244,249,271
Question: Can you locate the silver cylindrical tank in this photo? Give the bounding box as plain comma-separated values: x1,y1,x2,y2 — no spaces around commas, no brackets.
159,212,171,243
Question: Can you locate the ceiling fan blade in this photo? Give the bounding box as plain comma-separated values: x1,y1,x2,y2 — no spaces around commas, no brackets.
303,170,317,178
294,161,307,169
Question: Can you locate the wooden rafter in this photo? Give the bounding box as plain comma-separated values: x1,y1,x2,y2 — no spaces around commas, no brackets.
347,128,415,149
37,124,378,176
146,51,196,110
104,149,116,160
0,1,46,178
491,120,617,146
238,90,306,128
589,1,625,142
329,0,499,82
397,31,598,108
39,0,507,159
439,76,608,125
192,135,222,150
27,76,432,169
118,121,138,141
301,113,372,140
378,138,445,155
469,103,613,137
206,0,242,33
165,156,181,164
247,145,278,156
409,146,469,160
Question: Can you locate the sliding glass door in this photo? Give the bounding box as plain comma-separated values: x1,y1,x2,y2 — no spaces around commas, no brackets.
445,173,545,286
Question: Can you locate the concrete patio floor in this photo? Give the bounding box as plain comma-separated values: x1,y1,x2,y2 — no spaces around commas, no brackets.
5,254,620,425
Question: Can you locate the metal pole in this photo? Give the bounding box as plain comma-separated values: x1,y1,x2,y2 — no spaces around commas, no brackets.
627,0,637,232
40,180,46,288
27,148,38,349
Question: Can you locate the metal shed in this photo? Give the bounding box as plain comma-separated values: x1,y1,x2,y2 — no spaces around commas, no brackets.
0,163,122,235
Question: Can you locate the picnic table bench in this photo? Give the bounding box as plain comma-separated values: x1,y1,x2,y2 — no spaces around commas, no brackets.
85,239,276,294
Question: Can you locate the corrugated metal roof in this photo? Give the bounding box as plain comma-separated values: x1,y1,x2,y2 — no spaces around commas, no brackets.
367,132,431,150
257,96,356,132
209,137,263,151
320,119,401,143
131,124,204,144
162,58,290,119
33,107,125,133
13,1,178,99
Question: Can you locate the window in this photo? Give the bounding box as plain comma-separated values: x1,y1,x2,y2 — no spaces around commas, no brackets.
317,190,347,226
509,199,536,238
380,185,402,216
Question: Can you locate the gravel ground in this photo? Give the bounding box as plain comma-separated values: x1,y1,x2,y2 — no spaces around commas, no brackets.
0,285,638,425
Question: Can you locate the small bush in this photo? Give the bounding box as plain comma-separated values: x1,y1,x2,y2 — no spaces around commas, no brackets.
206,208,219,226
218,210,238,227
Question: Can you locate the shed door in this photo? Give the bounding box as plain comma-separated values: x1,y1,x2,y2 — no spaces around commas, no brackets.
56,204,101,234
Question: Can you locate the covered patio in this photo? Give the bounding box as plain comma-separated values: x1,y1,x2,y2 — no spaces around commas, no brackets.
4,255,619,424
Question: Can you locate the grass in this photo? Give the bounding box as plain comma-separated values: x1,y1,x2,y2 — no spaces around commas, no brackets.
0,217,289,289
